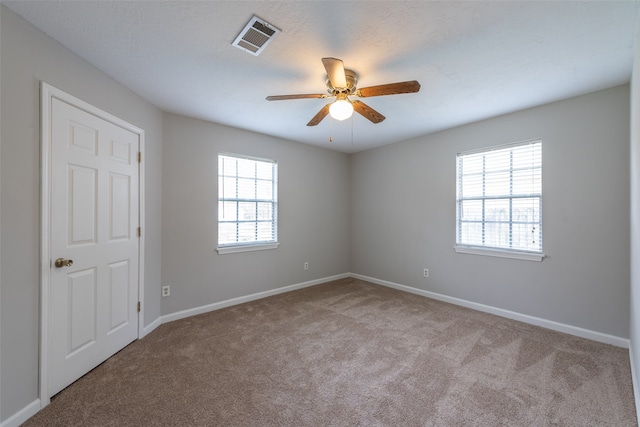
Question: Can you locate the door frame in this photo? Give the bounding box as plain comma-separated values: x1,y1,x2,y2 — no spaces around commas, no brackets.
39,82,145,408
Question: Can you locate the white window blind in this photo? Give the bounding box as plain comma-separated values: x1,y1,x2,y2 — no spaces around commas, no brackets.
456,139,542,255
218,153,278,250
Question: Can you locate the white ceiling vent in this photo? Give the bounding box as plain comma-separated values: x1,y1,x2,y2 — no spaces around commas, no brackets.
232,16,281,56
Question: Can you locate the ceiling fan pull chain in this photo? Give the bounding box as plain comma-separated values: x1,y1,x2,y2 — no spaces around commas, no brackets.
330,116,333,142
351,115,354,147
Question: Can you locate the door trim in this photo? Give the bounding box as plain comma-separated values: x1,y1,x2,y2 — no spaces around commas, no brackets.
39,82,145,408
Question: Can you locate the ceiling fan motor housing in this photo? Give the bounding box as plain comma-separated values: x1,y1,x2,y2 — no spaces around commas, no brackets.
327,69,358,95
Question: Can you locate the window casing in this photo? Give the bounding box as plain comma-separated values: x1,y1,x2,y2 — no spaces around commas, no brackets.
455,139,543,260
217,153,278,254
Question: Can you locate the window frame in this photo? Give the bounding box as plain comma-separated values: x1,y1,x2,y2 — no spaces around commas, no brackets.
216,152,278,255
454,139,544,262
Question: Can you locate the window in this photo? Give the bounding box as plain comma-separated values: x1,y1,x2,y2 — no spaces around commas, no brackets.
217,153,278,254
455,139,543,261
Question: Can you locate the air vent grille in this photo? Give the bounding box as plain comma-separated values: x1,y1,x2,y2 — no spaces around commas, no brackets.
232,16,281,56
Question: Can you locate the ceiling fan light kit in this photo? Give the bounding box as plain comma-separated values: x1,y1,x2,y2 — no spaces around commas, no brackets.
266,57,421,127
329,98,353,121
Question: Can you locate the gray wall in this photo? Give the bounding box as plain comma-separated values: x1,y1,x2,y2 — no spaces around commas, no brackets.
629,26,640,401
161,113,350,315
350,85,631,338
0,6,163,421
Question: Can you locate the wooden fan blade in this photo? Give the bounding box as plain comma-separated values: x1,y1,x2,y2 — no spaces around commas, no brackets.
307,104,331,126
322,57,347,89
356,80,421,98
352,100,385,124
266,94,327,101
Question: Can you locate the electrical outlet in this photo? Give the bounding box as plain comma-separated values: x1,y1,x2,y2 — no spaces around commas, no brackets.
162,285,170,297
423,269,429,278
304,262,309,270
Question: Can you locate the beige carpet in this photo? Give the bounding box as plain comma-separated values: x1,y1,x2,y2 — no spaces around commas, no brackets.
23,278,637,426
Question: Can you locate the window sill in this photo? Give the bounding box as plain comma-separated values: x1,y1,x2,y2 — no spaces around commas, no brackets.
217,242,279,255
454,245,545,262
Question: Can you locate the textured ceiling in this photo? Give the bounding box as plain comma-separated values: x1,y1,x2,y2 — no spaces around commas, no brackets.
3,1,640,153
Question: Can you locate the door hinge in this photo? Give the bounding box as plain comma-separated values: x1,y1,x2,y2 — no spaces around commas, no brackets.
137,301,141,313
137,227,141,237
138,152,142,163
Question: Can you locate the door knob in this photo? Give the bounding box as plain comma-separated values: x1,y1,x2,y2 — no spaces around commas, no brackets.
54,258,73,268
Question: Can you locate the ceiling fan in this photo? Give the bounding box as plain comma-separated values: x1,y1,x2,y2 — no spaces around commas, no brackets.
266,57,421,126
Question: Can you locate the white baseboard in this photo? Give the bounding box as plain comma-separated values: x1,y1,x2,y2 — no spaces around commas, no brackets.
141,316,162,338
0,399,41,427
148,272,630,347
351,273,630,348
629,344,640,419
160,273,350,325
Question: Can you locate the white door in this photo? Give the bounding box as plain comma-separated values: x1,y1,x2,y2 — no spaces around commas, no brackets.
49,97,139,396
